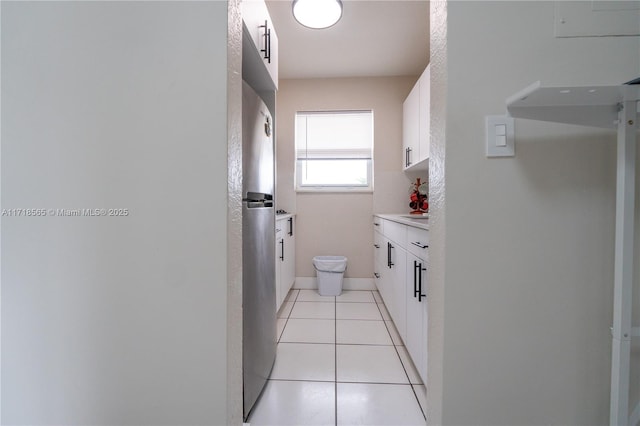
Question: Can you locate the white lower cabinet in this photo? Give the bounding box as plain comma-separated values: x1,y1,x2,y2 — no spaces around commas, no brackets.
276,216,295,311
389,240,407,340
406,252,427,381
275,225,283,310
406,225,429,381
373,230,385,302
373,216,428,383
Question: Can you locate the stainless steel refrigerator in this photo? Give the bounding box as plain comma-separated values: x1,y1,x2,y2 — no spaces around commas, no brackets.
242,81,276,420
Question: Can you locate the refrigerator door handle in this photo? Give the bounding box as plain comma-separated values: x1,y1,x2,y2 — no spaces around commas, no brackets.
246,200,273,208
243,192,274,208
243,192,273,202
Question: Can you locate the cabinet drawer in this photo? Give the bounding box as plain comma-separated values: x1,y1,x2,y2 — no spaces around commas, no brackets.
373,231,386,266
384,220,407,247
373,216,383,233
407,226,429,259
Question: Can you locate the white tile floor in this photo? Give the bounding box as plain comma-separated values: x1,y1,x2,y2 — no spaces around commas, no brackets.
248,289,426,426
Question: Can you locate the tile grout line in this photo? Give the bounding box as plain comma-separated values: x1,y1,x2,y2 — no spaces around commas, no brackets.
410,383,427,421
376,295,427,422
394,344,426,419
268,377,415,386
269,290,426,424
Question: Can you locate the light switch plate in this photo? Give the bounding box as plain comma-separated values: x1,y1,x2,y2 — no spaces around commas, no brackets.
486,116,515,157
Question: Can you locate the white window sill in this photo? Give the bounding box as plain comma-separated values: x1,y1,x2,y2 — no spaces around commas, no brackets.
296,187,374,194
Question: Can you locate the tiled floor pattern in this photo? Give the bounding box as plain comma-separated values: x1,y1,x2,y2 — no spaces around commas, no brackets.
248,289,426,426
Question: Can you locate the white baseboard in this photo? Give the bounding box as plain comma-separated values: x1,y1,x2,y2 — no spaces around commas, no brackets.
294,276,376,291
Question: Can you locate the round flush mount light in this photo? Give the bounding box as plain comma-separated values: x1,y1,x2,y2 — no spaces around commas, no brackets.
292,0,343,29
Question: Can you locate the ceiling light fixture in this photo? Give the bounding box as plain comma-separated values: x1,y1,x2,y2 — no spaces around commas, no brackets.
292,0,343,29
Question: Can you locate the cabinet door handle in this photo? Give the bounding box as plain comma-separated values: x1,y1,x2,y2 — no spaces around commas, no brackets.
413,260,419,298
266,28,271,63
407,147,413,166
405,148,409,167
374,273,380,279
387,242,390,267
259,20,271,63
374,222,380,227
418,265,426,302
411,241,428,249
288,217,293,236
374,244,380,249
279,239,284,261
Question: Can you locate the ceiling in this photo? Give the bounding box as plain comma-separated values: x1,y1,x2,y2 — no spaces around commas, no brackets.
265,0,430,80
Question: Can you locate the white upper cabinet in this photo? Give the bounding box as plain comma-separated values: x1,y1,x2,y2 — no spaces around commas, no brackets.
402,64,430,171
242,0,279,90
418,65,430,163
402,82,420,169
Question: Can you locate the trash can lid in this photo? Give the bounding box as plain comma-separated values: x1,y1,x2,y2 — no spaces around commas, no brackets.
313,255,347,262
313,256,347,272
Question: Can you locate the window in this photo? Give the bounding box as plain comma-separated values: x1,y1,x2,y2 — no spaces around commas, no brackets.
295,110,373,192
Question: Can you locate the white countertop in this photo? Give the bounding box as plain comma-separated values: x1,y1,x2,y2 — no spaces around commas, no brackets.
375,213,429,230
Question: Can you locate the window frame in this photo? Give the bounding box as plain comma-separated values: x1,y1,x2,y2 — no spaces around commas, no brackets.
295,110,374,193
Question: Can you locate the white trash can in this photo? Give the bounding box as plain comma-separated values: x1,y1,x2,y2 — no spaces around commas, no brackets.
313,256,348,296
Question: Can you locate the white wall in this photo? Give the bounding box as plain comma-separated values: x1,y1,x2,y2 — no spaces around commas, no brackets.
428,2,640,425
1,2,235,424
275,77,424,279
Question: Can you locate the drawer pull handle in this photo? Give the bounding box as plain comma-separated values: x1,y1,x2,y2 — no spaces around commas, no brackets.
374,244,380,248
411,241,428,249
374,223,380,227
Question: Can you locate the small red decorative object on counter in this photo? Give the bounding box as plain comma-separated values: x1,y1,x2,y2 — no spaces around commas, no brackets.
408,178,428,215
